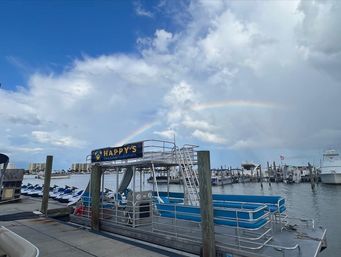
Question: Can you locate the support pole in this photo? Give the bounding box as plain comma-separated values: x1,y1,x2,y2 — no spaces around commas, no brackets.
198,151,216,257
133,166,136,228
167,168,170,197
260,165,263,189
267,162,271,187
308,162,315,190
273,161,277,183
41,155,53,215
91,164,102,231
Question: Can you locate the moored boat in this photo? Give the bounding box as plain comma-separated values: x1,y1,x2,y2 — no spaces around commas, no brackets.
211,175,233,185
320,149,341,184
37,173,70,179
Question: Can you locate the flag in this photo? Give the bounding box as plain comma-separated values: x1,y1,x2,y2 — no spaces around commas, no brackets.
280,155,284,160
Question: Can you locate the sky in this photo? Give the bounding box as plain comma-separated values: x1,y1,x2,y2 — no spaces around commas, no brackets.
1,0,341,170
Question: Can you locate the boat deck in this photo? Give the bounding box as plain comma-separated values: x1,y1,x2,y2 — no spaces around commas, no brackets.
71,214,326,257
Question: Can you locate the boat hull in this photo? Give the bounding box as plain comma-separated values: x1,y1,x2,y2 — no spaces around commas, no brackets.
320,173,341,184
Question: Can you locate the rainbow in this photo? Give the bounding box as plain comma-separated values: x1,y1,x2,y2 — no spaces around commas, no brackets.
115,120,159,146
192,99,278,111
115,99,277,145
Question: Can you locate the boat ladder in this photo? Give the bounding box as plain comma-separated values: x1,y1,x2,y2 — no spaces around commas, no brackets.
175,147,200,206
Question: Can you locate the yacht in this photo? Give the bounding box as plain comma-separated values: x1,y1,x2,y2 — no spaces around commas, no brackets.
320,149,341,184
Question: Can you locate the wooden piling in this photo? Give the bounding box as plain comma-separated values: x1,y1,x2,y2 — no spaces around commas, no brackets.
267,162,271,186
91,164,102,231
259,165,263,189
273,161,278,183
41,155,53,215
197,151,216,257
308,162,315,190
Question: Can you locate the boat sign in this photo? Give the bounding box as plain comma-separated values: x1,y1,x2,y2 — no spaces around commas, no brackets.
91,142,143,163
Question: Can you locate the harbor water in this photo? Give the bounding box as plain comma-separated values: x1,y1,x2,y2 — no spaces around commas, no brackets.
23,174,339,257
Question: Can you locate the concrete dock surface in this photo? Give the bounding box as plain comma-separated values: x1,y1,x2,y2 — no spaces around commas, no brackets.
0,197,195,257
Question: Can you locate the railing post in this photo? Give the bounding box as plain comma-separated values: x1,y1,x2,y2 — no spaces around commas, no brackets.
91,164,102,231
133,165,136,228
41,155,53,215
198,151,216,257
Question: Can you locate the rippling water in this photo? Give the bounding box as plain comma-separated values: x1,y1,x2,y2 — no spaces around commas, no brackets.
23,174,339,256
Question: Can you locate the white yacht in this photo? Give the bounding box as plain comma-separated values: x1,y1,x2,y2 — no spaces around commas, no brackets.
320,149,341,184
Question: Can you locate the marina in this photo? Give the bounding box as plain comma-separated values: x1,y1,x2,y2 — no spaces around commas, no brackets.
62,140,328,256
1,1,341,256
2,141,339,256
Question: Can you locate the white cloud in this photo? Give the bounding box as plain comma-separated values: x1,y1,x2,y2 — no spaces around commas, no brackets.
153,30,174,53
192,129,226,144
296,1,341,79
182,117,215,131
153,129,176,139
2,0,341,168
32,131,85,148
134,1,153,18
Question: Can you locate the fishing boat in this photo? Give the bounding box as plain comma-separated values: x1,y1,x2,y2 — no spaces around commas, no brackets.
320,149,341,184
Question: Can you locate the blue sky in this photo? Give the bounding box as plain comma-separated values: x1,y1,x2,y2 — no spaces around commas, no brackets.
0,1,166,88
1,0,341,170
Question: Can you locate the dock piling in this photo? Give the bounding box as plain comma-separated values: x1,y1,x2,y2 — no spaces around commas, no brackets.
267,162,271,187
41,155,53,215
259,165,263,189
91,164,102,231
198,151,216,257
308,162,315,190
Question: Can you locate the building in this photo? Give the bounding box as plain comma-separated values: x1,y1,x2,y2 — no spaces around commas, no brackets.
71,163,90,173
28,163,46,173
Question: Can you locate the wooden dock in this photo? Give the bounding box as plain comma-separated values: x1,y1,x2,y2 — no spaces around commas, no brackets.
0,197,196,257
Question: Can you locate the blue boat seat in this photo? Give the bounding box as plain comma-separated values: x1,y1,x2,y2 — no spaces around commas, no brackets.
156,203,268,229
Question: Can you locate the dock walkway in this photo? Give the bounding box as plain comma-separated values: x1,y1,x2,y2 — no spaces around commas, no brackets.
0,197,195,257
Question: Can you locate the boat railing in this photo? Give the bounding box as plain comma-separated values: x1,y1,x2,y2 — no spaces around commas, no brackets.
74,195,154,228
153,200,274,251
72,195,307,256
89,140,199,168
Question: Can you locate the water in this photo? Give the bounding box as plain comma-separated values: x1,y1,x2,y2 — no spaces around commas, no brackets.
23,174,338,256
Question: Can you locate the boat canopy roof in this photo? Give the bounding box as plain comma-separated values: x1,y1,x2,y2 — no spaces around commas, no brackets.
323,149,339,157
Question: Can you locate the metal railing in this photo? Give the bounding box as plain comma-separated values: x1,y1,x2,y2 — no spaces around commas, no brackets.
73,195,306,256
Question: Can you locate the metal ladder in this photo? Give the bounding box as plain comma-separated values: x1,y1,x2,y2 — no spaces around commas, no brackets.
175,147,200,206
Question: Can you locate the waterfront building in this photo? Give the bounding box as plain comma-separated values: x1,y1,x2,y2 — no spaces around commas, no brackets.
28,163,46,174
71,163,90,173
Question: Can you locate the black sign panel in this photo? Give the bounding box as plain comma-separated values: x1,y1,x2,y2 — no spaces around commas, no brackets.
0,153,9,165
91,142,143,163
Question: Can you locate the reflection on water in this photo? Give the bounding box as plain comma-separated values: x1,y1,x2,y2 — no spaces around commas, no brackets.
23,174,339,256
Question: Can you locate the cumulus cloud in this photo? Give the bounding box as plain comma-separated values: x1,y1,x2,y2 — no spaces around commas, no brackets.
297,0,341,79
192,129,226,144
2,0,341,167
153,129,176,140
